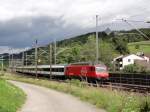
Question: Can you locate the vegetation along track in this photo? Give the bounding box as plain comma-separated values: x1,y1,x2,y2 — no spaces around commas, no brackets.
12,72,150,93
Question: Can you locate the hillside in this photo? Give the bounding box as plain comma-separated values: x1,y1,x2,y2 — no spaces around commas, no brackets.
3,28,150,70
128,41,150,54
40,28,150,67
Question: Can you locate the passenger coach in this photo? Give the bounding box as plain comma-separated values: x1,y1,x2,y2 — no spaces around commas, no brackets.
16,65,66,77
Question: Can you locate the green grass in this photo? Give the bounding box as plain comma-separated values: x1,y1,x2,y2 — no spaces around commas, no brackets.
0,78,26,112
2,72,150,112
128,41,150,54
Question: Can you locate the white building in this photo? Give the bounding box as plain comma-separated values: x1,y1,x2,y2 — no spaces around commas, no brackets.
113,54,149,70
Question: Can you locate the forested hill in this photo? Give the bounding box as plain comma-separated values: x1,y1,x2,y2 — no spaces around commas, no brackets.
7,28,150,69
57,28,150,47
37,28,148,67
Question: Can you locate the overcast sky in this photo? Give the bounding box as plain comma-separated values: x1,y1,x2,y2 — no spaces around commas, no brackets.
0,0,150,53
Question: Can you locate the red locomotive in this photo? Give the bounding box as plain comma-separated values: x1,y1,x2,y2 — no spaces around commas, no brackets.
65,62,109,80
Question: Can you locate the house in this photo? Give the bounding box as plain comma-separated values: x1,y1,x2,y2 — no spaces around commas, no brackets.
113,54,150,70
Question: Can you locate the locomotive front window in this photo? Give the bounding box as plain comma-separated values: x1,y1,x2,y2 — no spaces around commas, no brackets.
96,67,106,72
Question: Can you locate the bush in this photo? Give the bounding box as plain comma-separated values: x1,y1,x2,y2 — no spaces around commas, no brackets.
123,64,139,73
0,72,5,76
123,64,148,73
135,45,140,49
140,100,150,112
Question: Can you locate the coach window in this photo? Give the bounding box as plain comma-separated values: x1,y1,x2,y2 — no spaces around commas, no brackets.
61,68,64,72
55,68,57,72
57,68,59,72
46,68,50,71
54,68,56,72
52,68,55,72
59,68,61,72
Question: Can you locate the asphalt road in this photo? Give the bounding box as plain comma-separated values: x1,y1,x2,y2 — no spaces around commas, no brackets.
9,81,106,112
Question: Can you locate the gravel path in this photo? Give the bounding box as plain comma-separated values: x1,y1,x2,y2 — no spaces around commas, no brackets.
9,81,106,112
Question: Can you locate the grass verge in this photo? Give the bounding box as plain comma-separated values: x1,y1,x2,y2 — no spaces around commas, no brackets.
2,72,150,112
0,77,26,112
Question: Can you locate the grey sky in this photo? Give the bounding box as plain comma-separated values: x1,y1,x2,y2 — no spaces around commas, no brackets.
0,0,150,53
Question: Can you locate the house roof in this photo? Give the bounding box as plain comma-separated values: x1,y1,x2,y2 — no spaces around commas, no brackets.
114,54,144,60
113,55,124,60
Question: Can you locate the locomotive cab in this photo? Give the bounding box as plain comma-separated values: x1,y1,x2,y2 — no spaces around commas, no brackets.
95,65,109,79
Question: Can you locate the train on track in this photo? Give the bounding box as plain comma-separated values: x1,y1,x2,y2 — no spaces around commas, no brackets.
15,62,109,81
14,63,150,92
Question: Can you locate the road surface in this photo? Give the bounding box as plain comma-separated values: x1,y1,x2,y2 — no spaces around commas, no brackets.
9,81,106,112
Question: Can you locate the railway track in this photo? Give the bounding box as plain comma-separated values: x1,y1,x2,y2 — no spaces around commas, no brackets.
106,73,150,93
14,72,150,93
101,82,150,93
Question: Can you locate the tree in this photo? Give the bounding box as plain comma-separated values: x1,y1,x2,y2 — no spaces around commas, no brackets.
99,40,118,67
112,37,129,54
81,35,96,62
71,46,81,62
